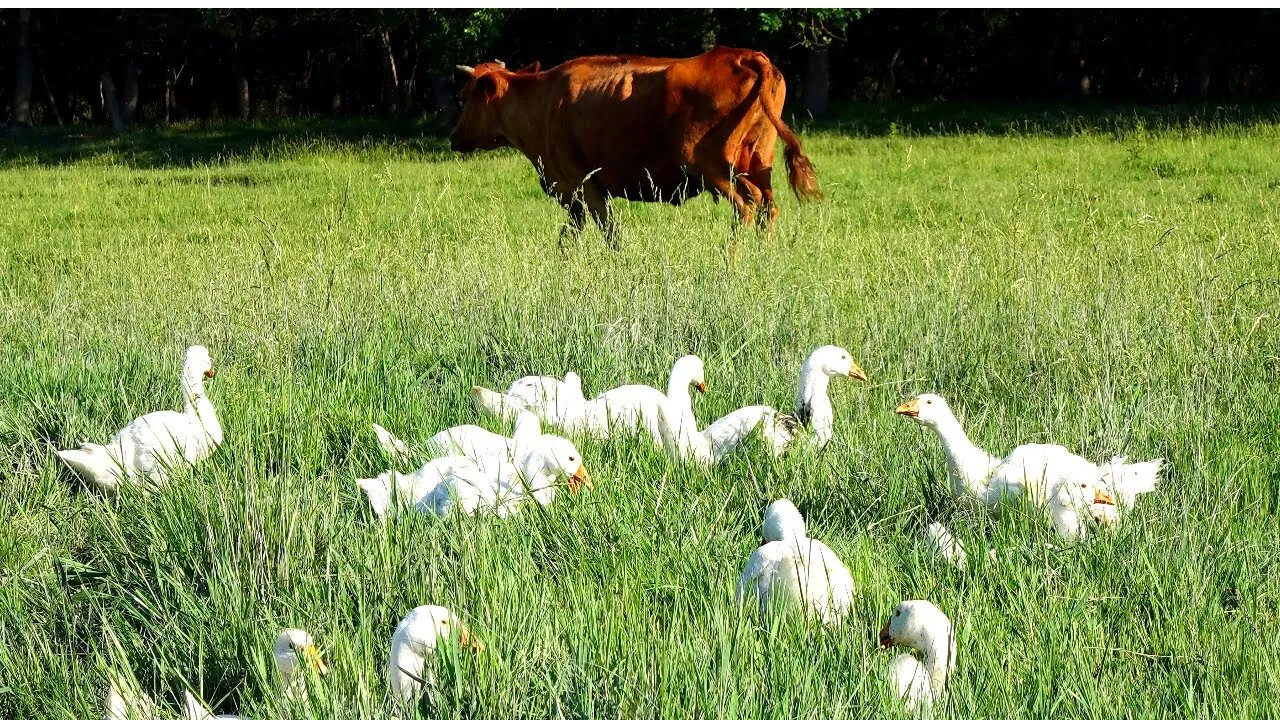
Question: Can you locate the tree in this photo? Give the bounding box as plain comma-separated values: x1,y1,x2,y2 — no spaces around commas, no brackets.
8,8,34,133
757,9,867,118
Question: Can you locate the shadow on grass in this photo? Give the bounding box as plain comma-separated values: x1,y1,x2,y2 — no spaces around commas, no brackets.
807,100,1280,138
1,116,456,169
4,102,1280,169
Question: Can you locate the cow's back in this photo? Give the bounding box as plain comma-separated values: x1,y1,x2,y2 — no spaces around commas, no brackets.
536,48,771,201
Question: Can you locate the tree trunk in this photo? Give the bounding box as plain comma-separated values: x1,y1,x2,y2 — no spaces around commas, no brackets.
803,45,831,118
121,59,139,127
232,41,250,120
1193,43,1215,99
402,58,417,115
100,67,124,133
429,74,454,119
9,8,34,133
300,49,313,114
38,67,63,126
379,29,400,115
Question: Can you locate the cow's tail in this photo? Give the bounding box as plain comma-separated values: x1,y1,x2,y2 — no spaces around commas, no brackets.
741,53,822,202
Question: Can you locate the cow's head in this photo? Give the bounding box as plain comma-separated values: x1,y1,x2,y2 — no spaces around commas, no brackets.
450,60,539,153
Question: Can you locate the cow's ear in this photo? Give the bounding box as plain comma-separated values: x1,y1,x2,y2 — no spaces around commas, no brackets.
517,61,541,74
475,74,500,101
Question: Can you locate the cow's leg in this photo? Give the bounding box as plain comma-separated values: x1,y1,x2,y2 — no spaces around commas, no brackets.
733,174,765,225
558,201,588,254
747,158,779,230
705,169,757,228
580,182,619,250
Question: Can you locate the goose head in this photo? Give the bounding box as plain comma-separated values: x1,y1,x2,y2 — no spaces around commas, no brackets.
804,345,867,382
671,355,707,394
762,498,807,544
397,605,483,655
893,393,956,427
524,436,592,492
389,605,482,702
184,345,216,381
273,628,329,687
1048,477,1118,540
879,600,955,694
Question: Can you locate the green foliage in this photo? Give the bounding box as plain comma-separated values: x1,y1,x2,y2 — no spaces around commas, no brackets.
1,114,1279,717
755,9,869,47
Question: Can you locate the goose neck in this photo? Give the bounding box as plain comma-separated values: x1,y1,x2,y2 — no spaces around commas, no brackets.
796,365,834,439
930,414,992,496
388,636,429,701
182,371,222,442
921,632,956,695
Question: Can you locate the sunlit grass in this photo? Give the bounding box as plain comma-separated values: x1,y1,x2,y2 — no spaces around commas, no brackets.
1,114,1278,718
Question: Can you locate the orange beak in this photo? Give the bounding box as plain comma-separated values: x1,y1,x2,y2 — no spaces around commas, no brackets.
568,464,593,492
203,368,216,380
1093,488,1117,506
848,364,868,382
458,626,484,653
878,622,894,648
695,381,708,394
894,398,920,418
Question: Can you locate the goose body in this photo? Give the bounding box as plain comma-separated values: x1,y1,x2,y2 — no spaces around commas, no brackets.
896,394,1160,540
923,522,969,570
879,600,955,711
58,346,221,492
654,345,865,464
388,605,482,705
105,673,160,720
656,400,799,466
114,629,326,720
474,370,607,435
358,436,592,519
474,356,707,443
736,499,854,626
373,405,542,471
792,345,868,450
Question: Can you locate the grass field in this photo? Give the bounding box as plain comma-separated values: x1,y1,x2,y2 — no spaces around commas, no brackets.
1,108,1279,719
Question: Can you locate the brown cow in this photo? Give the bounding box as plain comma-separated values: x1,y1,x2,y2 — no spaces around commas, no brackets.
450,47,821,246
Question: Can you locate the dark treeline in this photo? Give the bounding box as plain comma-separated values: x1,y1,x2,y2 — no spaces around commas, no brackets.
4,9,1279,133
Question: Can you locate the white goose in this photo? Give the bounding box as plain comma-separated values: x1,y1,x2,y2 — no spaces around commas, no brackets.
357,435,592,520
735,499,854,626
181,629,330,719
490,371,592,429
655,397,800,466
879,600,956,712
107,629,326,720
923,522,970,570
58,345,222,492
895,393,1160,540
792,345,868,449
373,404,542,471
105,671,160,720
655,345,866,464
388,605,483,706
473,355,707,444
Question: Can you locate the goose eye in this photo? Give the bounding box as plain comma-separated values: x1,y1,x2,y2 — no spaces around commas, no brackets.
926,400,933,405
568,456,576,462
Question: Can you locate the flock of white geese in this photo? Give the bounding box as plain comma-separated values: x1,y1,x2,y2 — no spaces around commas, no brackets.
55,344,1163,716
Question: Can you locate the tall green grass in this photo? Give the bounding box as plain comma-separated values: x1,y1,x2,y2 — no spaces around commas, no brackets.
1,116,1278,718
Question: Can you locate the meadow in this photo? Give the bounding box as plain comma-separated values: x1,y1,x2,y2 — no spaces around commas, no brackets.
1,107,1278,719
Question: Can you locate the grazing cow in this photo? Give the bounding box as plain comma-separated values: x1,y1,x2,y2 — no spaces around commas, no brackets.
450,48,821,246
